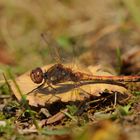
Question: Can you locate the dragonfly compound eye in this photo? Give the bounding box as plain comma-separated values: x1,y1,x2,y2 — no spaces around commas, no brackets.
30,67,44,84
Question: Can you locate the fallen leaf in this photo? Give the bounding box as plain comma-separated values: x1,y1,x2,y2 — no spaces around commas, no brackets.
9,64,129,106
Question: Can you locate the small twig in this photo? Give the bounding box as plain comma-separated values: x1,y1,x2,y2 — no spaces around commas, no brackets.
114,92,117,107
18,129,37,134
0,95,11,98
61,110,77,122
46,109,68,125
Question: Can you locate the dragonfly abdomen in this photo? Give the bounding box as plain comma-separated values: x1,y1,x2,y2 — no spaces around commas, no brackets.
74,72,140,82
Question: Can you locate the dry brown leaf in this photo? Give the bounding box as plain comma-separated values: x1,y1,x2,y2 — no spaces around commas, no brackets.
10,64,129,107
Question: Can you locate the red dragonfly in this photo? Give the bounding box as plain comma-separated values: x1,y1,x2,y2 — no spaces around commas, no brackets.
30,33,140,88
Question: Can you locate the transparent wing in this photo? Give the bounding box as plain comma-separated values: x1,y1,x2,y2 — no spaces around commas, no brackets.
41,32,85,71
41,32,62,64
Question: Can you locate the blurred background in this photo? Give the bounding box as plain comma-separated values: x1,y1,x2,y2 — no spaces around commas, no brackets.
0,0,140,75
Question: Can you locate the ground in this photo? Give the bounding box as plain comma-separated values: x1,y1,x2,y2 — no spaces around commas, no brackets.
0,0,140,140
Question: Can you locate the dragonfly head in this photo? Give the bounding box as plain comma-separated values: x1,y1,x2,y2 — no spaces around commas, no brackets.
30,67,44,84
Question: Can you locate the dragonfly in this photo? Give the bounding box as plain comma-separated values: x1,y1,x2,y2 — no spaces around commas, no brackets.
30,63,140,86
30,33,140,89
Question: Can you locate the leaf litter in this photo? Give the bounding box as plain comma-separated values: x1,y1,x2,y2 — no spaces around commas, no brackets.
1,63,136,138
0,54,139,138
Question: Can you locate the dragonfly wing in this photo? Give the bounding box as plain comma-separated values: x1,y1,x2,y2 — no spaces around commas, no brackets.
41,32,62,64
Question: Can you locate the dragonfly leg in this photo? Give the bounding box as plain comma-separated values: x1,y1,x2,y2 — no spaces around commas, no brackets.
46,94,61,103
46,81,57,91
26,80,46,95
46,81,61,101
73,81,93,98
